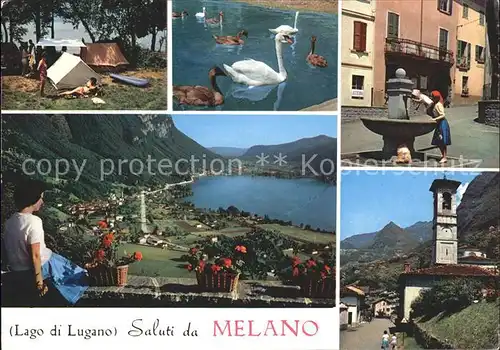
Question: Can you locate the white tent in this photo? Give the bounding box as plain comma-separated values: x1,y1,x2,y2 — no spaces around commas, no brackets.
47,52,101,90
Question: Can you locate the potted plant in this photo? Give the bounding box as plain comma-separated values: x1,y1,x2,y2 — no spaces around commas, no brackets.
85,231,143,287
289,256,335,298
183,245,246,292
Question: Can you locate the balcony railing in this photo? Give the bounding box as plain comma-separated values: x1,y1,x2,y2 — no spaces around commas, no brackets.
385,37,455,65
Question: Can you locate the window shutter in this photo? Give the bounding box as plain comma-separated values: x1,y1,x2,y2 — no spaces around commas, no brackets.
353,21,361,51
467,43,471,62
480,46,485,61
361,22,367,52
387,14,394,37
475,45,479,60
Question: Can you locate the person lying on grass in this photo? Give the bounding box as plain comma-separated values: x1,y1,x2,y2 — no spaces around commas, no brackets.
57,77,99,97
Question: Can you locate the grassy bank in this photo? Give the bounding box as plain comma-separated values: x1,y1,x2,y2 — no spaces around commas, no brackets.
417,300,500,349
1,69,166,110
231,0,338,14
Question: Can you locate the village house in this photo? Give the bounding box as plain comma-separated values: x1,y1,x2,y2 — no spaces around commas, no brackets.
340,285,365,327
372,298,396,318
398,177,499,321
371,0,487,106
341,0,376,107
453,0,487,104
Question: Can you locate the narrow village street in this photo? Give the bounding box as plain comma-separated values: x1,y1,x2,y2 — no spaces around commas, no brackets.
340,318,394,350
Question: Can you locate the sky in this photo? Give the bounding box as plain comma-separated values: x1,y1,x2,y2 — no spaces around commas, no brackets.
340,171,481,240
171,115,338,148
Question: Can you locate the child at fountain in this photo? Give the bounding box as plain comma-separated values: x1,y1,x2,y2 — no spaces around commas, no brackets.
430,90,451,164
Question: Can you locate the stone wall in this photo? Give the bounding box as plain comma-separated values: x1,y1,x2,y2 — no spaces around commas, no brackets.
413,322,456,349
341,106,423,123
478,100,500,127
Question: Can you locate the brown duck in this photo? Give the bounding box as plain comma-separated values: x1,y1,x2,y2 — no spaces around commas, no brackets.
172,10,188,18
205,11,224,25
213,30,248,45
307,36,328,68
173,66,227,106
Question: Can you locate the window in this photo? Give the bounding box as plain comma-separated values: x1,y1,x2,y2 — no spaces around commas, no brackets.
476,45,485,63
442,192,452,210
353,21,367,52
439,28,449,51
351,75,364,99
387,12,399,38
462,4,468,18
457,40,471,68
438,0,452,14
462,76,469,95
479,12,485,26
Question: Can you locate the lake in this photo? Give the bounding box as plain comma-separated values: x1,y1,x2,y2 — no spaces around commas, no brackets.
173,0,338,111
184,176,336,231
21,18,166,51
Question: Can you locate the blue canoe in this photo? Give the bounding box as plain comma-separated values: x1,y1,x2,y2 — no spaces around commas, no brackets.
110,73,149,87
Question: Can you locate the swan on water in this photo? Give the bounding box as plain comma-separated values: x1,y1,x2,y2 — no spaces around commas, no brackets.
223,32,294,86
269,11,299,35
195,7,206,18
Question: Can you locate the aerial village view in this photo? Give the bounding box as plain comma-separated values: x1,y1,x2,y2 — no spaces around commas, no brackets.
1,0,167,110
1,114,336,308
340,0,499,168
339,171,499,349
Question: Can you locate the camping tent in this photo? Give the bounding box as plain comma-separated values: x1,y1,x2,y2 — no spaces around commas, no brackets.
47,52,101,90
82,43,129,71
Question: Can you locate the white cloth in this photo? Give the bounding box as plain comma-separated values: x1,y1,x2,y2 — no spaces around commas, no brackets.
391,335,397,344
3,213,53,271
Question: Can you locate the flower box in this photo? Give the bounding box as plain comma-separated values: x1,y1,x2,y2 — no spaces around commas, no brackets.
86,264,129,287
297,275,335,298
196,271,240,292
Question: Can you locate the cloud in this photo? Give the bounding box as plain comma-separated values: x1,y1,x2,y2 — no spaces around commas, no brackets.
456,182,469,205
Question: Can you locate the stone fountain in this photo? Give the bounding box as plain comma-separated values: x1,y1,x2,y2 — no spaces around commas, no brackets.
360,68,437,160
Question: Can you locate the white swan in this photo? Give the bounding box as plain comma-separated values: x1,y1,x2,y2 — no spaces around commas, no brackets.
223,33,293,86
195,7,206,18
269,11,299,35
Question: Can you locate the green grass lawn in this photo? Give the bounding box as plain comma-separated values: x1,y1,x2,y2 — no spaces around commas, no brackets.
118,243,192,278
418,300,500,349
258,224,335,245
1,71,166,110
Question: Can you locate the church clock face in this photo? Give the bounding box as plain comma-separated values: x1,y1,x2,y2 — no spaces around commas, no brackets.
441,227,453,239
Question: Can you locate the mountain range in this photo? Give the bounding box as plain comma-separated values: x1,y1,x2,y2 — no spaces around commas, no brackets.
341,221,433,251
208,147,248,157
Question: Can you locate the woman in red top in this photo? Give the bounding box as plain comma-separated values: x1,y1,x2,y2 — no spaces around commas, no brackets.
37,52,48,97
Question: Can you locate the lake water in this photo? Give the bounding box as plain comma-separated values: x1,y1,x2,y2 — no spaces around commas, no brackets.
173,0,338,111
21,18,166,51
184,176,336,231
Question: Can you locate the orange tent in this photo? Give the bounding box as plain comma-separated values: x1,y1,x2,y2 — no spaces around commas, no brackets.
82,43,129,72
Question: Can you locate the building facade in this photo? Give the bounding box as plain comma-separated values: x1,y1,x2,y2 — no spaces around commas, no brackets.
373,0,458,106
341,0,376,106
453,0,487,104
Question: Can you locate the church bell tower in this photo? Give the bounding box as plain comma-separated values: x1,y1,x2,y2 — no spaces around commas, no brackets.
429,176,461,265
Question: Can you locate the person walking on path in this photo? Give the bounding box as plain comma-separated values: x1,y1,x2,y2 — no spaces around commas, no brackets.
390,334,398,350
381,330,390,350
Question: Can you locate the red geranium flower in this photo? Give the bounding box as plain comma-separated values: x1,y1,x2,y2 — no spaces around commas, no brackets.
306,258,317,268
222,258,232,268
189,247,198,255
199,259,206,270
324,265,331,273
235,245,241,252
320,271,326,278
95,249,105,261
187,264,193,271
134,251,143,261
211,264,222,273
292,256,301,267
240,246,247,253
292,267,299,277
